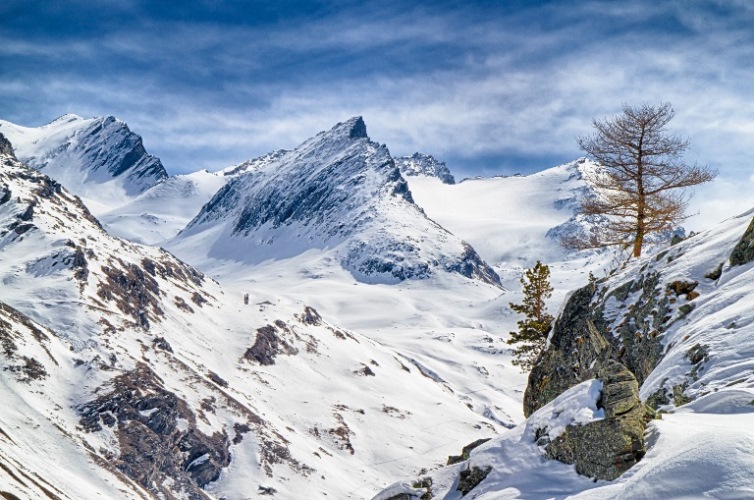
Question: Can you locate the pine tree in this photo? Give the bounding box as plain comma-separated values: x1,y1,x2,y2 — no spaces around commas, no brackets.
507,261,554,371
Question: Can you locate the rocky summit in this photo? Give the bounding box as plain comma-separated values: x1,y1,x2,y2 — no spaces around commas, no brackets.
0,114,168,203
169,117,501,286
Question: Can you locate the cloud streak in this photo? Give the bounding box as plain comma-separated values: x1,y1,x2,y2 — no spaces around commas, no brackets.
2,0,754,229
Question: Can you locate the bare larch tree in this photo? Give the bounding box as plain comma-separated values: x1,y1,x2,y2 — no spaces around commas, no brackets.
577,103,716,257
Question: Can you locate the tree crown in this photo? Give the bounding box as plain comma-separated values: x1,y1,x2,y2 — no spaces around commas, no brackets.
574,102,716,257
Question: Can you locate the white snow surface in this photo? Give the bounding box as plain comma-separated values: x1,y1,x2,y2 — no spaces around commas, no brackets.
0,150,515,499
99,169,227,244
1,113,753,499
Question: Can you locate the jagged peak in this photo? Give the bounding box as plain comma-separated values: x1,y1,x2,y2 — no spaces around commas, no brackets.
394,152,455,184
331,116,368,140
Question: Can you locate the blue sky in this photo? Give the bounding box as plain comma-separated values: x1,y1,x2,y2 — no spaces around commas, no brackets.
2,1,754,227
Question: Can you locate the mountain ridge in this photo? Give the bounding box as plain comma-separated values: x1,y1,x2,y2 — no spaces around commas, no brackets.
170,116,502,287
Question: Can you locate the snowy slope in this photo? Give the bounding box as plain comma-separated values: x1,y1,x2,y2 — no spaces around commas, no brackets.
3,109,748,500
406,159,598,269
0,115,168,213
377,208,754,499
169,117,500,287
0,144,520,499
98,169,227,244
405,158,621,335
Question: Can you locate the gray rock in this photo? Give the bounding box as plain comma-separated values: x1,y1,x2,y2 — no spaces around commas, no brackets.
456,464,492,496
78,363,231,499
730,215,754,266
393,152,455,184
447,438,492,465
0,133,15,158
544,361,648,480
523,275,663,480
524,283,608,417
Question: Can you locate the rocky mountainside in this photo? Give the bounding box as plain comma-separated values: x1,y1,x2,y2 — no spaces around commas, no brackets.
0,137,511,499
169,117,500,286
377,204,754,498
0,114,168,211
393,152,455,184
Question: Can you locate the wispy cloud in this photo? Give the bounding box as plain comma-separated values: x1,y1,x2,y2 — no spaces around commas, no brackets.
2,0,754,229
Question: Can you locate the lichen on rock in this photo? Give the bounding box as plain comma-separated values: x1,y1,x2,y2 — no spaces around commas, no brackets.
542,362,648,480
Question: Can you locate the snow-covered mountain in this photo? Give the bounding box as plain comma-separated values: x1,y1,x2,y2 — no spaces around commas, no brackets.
406,158,599,268
168,117,500,286
0,115,168,212
1,108,748,500
0,136,518,499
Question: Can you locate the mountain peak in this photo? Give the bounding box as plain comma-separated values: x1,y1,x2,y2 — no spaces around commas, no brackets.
394,152,455,184
334,116,368,139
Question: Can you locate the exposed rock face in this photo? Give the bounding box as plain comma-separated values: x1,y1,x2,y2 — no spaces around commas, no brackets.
591,271,668,385
243,324,299,365
447,438,492,465
524,283,606,416
394,152,455,184
543,361,647,480
456,465,492,496
730,215,754,266
523,277,660,480
525,271,672,417
0,133,14,158
79,364,231,499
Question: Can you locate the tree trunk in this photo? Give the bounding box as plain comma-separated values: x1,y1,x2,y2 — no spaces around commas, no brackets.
632,230,644,258
633,194,646,257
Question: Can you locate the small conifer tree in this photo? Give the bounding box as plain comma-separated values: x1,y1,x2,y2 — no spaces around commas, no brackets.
507,261,554,371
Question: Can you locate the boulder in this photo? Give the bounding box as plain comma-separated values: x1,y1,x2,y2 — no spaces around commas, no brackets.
543,361,648,480
524,283,608,416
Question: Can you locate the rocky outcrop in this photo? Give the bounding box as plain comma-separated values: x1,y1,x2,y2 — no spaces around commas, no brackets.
730,215,754,266
79,364,231,499
541,361,648,480
394,153,455,184
447,438,492,465
456,465,492,496
243,324,299,365
524,275,662,480
525,270,672,417
0,133,14,158
524,283,606,416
